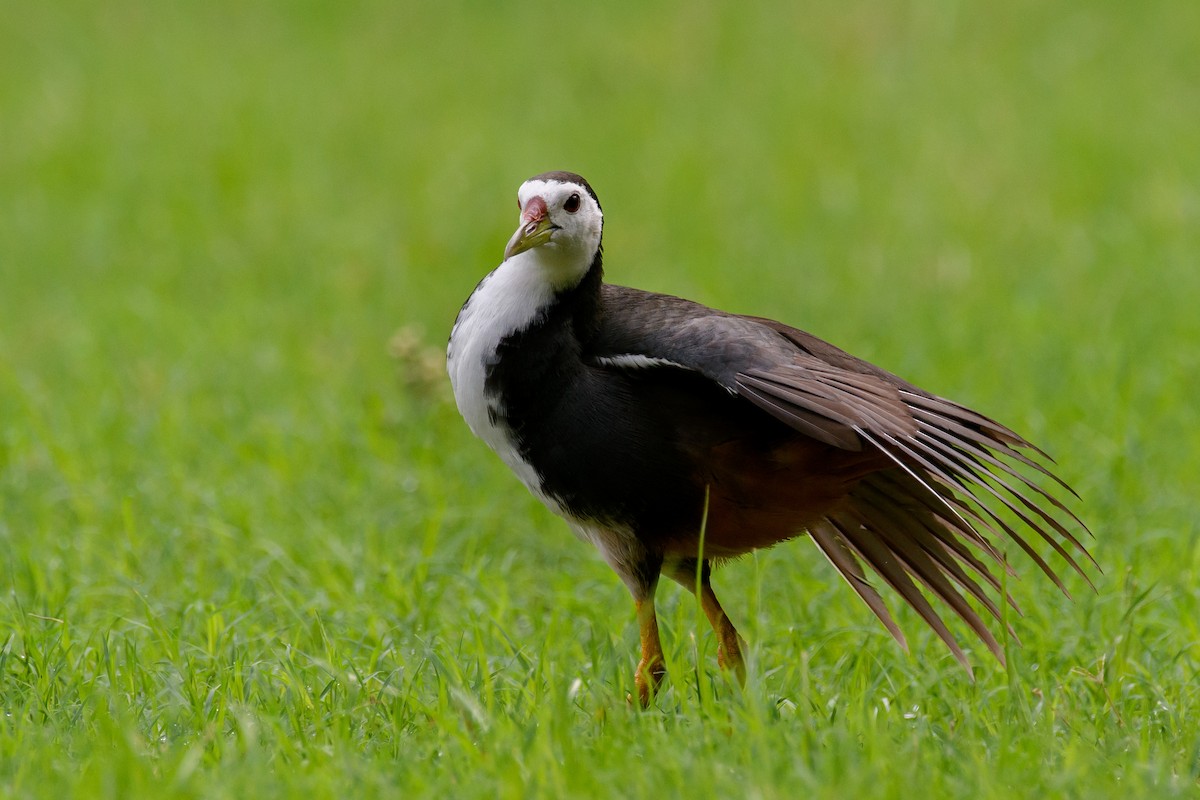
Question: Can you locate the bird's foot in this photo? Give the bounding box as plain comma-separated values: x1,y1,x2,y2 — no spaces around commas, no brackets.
716,633,747,687
630,656,666,708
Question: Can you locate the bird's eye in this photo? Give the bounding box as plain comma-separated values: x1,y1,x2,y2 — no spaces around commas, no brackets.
564,193,581,213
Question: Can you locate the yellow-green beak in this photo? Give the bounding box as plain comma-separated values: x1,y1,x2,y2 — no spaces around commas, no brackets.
504,197,556,261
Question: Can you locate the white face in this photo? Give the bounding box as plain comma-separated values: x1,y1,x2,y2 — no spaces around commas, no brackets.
508,178,604,270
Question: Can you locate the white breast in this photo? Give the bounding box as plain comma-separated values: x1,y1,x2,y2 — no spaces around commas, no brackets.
446,252,558,502
446,252,645,570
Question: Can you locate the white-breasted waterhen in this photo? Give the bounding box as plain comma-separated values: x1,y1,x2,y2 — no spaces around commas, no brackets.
447,171,1093,705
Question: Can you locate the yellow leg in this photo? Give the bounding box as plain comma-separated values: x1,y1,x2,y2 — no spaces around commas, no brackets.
634,596,666,707
698,580,746,685
668,560,747,686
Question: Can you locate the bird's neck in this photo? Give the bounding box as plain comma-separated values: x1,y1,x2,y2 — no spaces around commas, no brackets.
500,248,602,361
560,247,604,344
480,247,603,401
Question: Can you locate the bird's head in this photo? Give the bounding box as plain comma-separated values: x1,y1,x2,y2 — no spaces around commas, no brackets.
504,171,603,283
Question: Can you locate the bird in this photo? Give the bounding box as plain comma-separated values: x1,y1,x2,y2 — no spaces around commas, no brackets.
446,170,1092,705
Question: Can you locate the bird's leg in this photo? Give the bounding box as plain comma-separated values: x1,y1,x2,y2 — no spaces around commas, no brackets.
634,587,666,706
701,580,747,685
607,549,666,707
667,559,747,686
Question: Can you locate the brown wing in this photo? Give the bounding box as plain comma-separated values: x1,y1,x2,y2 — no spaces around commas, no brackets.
594,284,1093,669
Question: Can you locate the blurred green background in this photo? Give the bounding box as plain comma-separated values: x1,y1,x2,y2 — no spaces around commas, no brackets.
2,1,1199,797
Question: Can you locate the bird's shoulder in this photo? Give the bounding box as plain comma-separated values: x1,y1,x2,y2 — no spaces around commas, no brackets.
589,284,922,450
591,284,789,379
593,286,911,382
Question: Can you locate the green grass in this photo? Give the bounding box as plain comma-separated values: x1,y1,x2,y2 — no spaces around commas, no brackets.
2,1,1199,796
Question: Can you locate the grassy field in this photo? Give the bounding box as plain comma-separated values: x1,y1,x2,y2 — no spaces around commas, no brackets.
2,1,1199,797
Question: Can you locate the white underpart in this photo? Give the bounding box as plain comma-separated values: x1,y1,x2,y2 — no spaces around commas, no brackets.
447,177,647,591
447,249,561,507
448,258,647,584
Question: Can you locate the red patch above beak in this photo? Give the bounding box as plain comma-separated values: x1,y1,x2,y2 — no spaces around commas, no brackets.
522,196,548,223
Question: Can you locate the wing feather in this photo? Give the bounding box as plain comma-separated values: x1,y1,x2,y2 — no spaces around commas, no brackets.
592,283,1092,671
